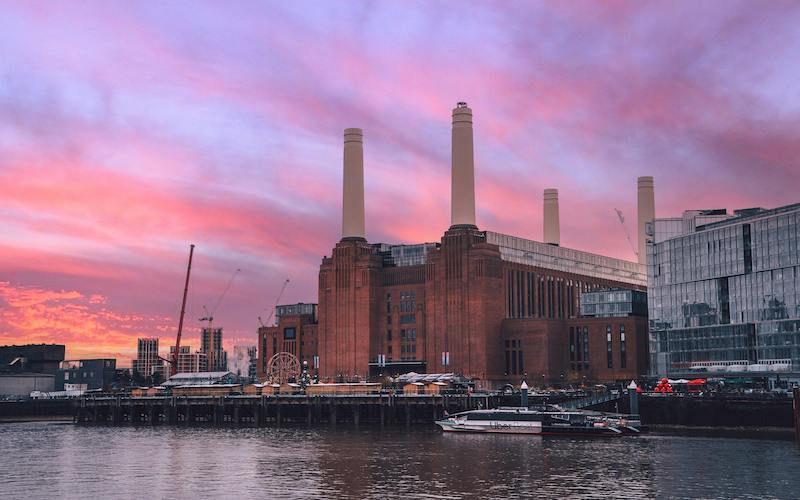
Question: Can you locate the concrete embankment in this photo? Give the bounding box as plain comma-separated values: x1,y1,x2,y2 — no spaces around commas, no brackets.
0,399,73,422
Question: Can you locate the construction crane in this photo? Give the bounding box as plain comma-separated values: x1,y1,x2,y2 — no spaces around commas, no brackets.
615,208,638,259
199,268,241,332
258,278,290,327
170,244,195,377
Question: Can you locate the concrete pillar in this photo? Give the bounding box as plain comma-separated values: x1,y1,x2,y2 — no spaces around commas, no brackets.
405,404,411,426
149,405,156,425
543,189,560,246
354,405,360,426
451,102,476,228
276,403,282,426
342,128,365,240
637,176,655,264
520,381,529,408
307,403,313,425
380,403,385,427
628,380,639,416
330,403,337,426
234,404,240,426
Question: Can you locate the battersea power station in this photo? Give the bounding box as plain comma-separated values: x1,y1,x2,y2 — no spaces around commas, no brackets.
258,103,654,388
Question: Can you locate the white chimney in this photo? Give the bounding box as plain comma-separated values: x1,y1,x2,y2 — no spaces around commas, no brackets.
450,102,476,228
637,176,655,264
543,188,560,246
341,128,365,240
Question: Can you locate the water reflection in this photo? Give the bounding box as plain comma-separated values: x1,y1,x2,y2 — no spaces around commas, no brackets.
0,423,798,499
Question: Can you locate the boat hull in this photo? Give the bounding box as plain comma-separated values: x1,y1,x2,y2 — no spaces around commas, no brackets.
437,420,542,434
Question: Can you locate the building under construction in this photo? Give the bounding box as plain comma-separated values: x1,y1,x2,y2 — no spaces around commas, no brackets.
259,103,654,388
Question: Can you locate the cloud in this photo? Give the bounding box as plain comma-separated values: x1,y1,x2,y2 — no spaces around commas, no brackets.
1,0,799,361
0,281,173,362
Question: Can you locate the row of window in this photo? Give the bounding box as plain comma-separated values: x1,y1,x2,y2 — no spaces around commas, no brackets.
505,339,524,375
506,269,595,320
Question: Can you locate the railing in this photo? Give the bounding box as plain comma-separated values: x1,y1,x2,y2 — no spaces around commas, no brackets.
559,391,622,409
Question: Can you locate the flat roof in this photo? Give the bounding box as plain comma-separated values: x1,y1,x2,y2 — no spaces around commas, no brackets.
485,231,646,286
698,202,800,231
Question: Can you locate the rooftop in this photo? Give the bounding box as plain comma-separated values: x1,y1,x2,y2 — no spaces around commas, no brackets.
485,231,646,286
697,202,800,231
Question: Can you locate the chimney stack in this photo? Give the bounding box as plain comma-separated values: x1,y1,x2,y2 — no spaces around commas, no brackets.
543,188,560,246
450,102,476,228
637,176,655,264
341,128,365,240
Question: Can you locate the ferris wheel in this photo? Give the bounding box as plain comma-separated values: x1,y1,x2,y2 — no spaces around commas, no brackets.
266,352,301,384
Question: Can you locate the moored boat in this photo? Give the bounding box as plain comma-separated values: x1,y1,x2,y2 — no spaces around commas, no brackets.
436,405,640,436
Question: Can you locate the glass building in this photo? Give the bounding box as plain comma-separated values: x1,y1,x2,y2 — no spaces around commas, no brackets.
647,203,800,377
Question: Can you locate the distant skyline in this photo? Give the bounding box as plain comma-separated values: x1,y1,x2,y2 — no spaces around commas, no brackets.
2,1,799,363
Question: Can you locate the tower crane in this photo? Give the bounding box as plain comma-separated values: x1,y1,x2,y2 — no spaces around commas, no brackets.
615,208,638,259
258,278,290,327
199,268,241,331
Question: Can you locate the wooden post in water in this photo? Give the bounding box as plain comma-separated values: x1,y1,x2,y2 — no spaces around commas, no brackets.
793,387,800,442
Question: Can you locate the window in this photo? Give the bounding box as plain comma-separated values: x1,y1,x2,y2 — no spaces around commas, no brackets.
582,327,589,368
607,326,613,369
284,327,296,340
620,325,627,369
569,327,575,363
387,330,392,341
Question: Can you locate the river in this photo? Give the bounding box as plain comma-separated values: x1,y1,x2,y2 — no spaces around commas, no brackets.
1,422,799,499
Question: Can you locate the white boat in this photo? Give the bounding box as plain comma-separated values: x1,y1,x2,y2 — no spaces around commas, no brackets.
436,406,640,436
437,407,543,434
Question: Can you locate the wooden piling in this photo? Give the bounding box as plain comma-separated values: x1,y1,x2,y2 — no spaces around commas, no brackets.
793,387,800,442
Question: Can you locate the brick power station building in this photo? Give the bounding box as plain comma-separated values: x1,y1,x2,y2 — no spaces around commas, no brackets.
259,103,653,388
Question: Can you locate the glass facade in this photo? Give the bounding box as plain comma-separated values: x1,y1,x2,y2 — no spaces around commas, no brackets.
648,203,800,375
580,289,648,317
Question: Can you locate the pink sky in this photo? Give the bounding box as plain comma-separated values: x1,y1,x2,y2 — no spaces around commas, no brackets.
2,1,799,365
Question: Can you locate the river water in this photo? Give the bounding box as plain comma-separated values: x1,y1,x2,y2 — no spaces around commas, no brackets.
1,422,799,499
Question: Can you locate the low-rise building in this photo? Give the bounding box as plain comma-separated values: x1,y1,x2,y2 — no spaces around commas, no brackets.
257,303,319,380
55,359,116,391
0,344,65,375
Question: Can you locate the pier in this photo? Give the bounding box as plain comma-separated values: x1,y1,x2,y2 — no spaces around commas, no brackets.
74,393,495,426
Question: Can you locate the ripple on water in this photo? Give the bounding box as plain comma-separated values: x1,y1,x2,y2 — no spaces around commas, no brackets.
0,423,798,499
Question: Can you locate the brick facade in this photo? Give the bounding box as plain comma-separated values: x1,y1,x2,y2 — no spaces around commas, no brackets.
311,226,649,388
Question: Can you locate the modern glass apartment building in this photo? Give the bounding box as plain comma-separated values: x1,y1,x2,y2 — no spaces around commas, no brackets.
647,203,800,377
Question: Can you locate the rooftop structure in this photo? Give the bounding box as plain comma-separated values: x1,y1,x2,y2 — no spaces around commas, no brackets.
162,371,236,387
485,232,646,286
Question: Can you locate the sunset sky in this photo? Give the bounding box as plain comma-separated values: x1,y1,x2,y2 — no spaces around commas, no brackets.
2,1,799,364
